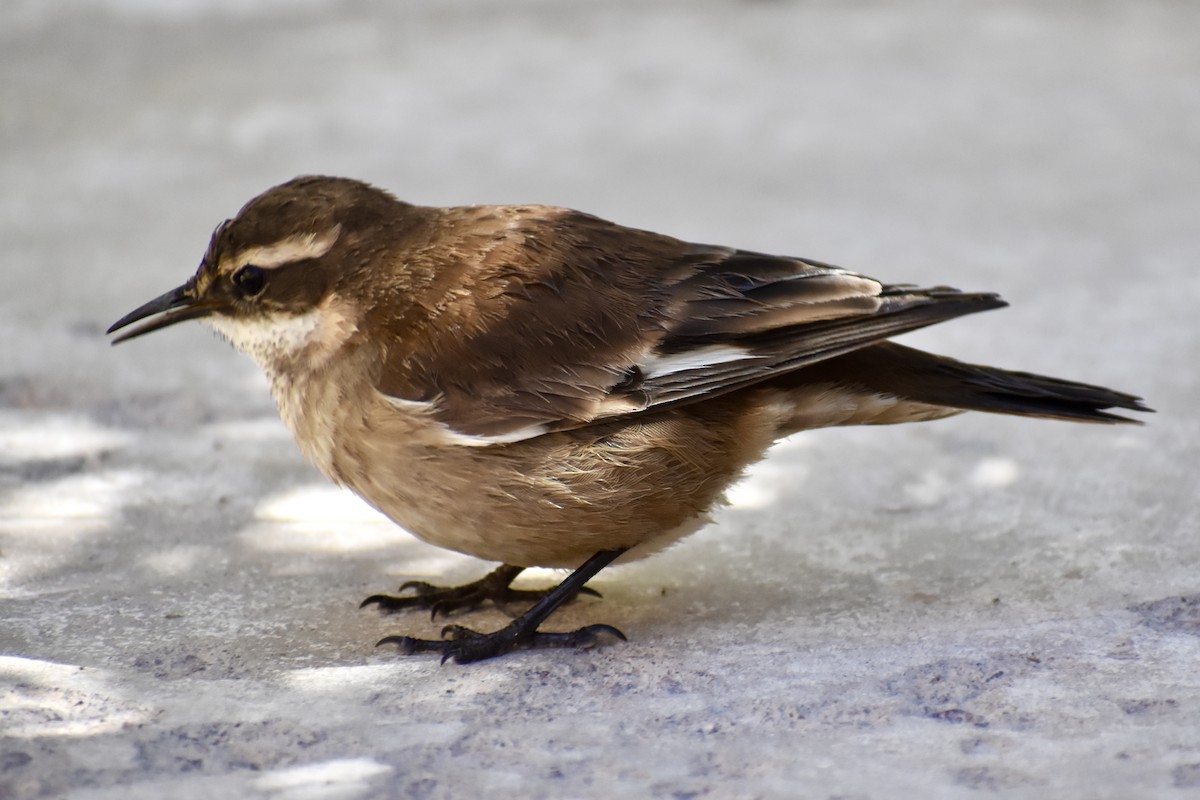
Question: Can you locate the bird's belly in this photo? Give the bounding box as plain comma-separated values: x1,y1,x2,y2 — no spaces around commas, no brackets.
339,407,779,568
279,372,785,568
335,434,715,568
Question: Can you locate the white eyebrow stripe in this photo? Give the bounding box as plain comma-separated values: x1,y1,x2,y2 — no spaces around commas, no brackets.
234,225,342,270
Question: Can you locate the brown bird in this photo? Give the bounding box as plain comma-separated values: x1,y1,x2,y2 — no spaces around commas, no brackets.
108,176,1150,663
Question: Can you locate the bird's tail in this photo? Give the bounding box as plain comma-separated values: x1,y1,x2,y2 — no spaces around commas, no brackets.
797,341,1152,424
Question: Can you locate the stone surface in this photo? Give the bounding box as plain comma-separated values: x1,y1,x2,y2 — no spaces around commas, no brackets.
2,1,1197,798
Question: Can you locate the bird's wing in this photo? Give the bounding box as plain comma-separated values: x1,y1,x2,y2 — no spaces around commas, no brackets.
373,208,1004,443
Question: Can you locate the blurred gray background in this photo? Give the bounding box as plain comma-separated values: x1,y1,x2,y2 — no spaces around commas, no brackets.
2,1,1198,798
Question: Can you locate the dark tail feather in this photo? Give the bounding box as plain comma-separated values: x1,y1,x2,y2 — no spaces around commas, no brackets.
802,342,1153,424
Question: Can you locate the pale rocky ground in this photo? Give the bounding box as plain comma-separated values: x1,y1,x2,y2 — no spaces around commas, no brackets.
2,1,1198,798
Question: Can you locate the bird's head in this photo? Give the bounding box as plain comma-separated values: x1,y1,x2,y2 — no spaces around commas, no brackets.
108,176,425,369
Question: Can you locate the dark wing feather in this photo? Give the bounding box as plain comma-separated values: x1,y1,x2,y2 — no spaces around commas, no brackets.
374,208,1004,441
638,286,1006,409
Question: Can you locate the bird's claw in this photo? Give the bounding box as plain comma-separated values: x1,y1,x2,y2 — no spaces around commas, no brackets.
376,622,626,664
361,573,600,620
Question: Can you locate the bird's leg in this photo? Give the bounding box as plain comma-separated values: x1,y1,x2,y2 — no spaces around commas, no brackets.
360,562,601,620
376,549,628,664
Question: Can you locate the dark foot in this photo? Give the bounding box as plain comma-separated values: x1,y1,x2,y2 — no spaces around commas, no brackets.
372,549,630,664
360,564,600,620
378,622,627,664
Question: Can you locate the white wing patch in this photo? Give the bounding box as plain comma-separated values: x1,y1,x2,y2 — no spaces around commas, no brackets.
639,344,756,379
380,394,549,446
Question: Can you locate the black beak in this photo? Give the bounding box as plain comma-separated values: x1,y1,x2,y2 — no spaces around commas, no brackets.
107,281,216,344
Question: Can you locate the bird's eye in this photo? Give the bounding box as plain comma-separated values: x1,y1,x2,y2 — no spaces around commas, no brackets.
233,265,266,297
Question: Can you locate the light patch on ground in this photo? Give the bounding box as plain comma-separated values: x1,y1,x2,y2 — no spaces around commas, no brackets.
0,657,153,738
4,469,147,519
245,486,417,553
255,485,388,524
0,411,130,463
520,566,572,584
724,457,806,511
971,457,1020,488
238,521,413,554
282,664,415,692
251,758,392,800
724,476,777,510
